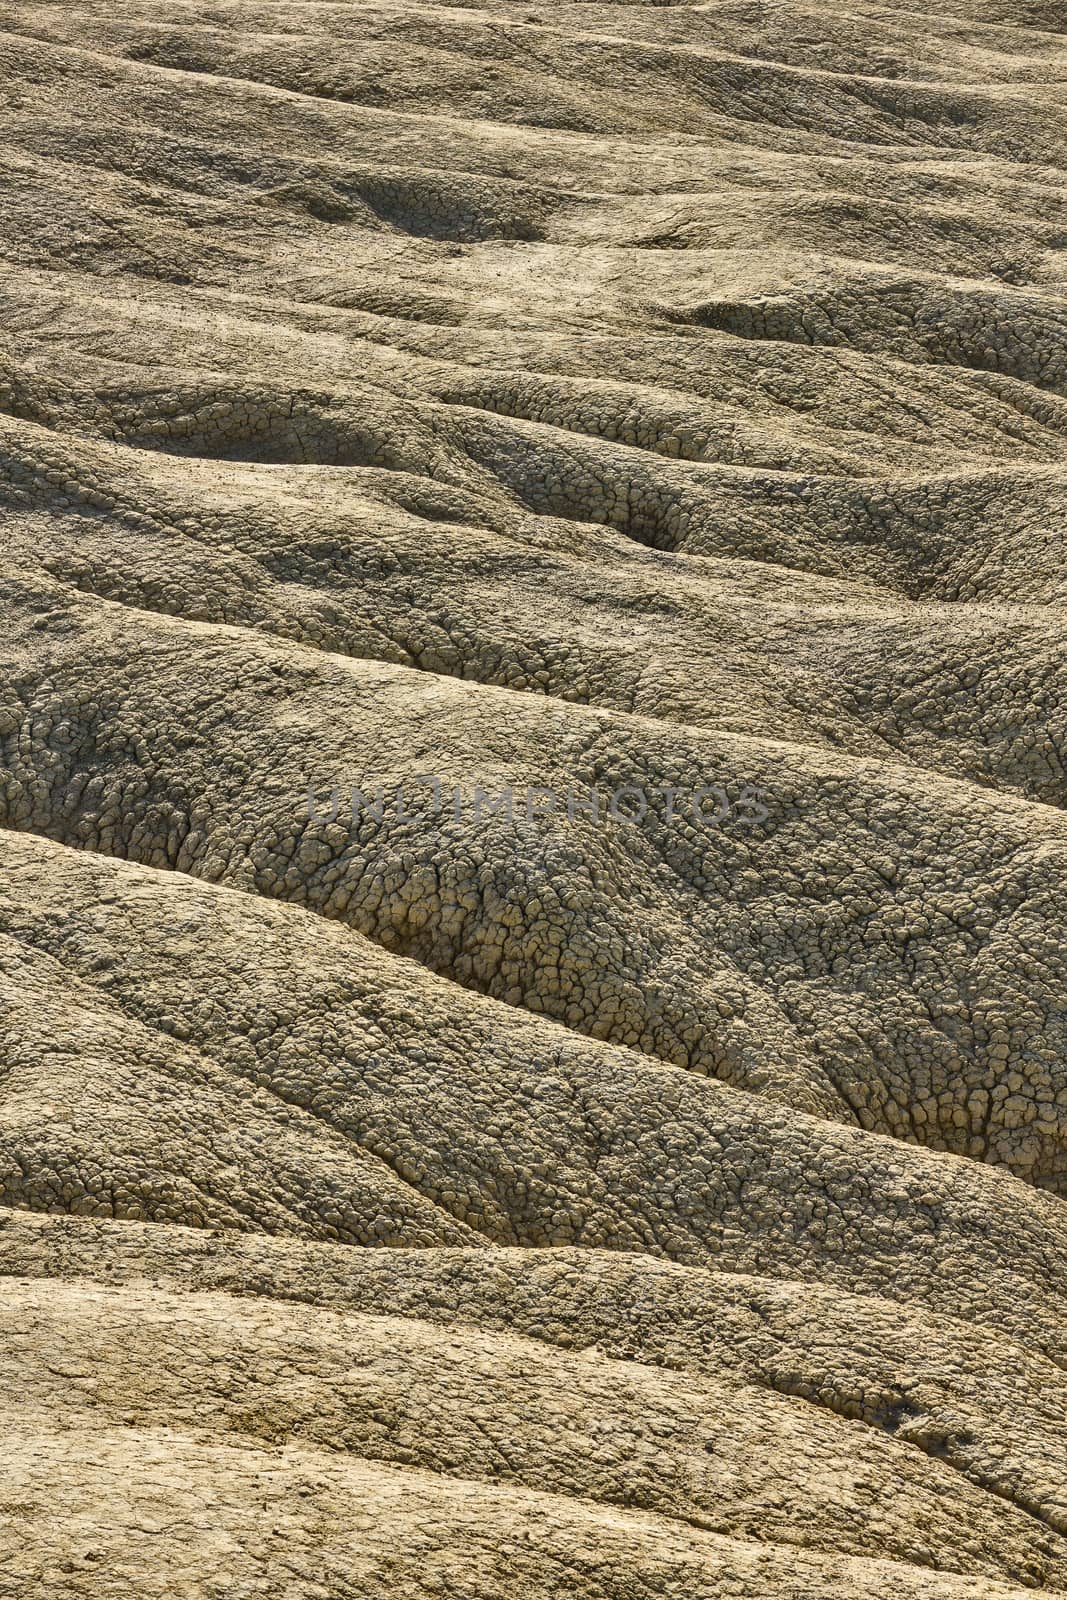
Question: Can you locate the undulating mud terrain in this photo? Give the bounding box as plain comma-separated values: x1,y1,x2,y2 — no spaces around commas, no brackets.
0,0,1065,1594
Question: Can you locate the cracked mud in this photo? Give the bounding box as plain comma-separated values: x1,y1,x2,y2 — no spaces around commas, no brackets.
0,0,1065,1596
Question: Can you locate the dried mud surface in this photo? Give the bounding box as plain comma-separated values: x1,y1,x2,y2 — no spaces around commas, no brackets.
0,0,1065,1595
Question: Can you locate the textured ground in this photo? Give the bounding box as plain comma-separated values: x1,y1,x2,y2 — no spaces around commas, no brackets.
0,0,1065,1595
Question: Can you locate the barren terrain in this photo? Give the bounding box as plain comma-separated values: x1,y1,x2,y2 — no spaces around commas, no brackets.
0,0,1065,1594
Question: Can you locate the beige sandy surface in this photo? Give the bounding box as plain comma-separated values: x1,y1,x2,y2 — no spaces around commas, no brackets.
0,0,1064,1594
